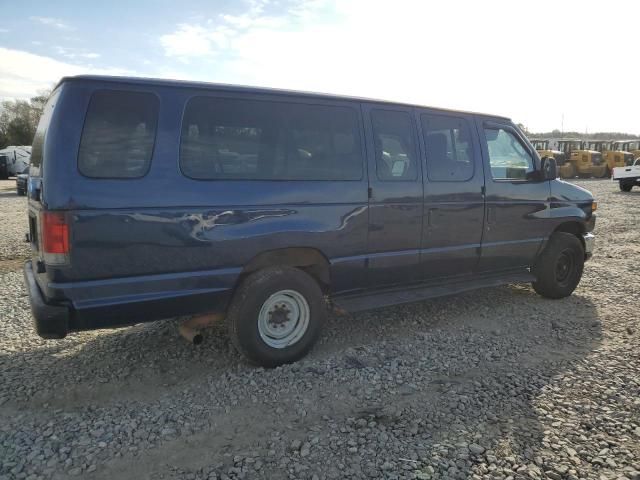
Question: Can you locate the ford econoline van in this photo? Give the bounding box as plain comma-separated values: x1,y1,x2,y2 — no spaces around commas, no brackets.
24,76,596,367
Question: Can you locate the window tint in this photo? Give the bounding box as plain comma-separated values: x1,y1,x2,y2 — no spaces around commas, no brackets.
484,127,534,180
180,97,362,180
78,90,158,178
371,110,418,181
422,114,474,182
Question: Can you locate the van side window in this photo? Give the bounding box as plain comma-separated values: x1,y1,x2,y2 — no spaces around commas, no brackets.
421,114,474,182
484,127,534,180
371,110,418,181
180,97,363,181
78,90,158,178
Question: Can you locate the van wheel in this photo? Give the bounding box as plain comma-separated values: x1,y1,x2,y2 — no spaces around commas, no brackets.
620,181,633,192
227,266,326,367
532,233,584,299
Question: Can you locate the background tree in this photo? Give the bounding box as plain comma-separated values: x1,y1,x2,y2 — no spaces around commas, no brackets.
0,89,51,148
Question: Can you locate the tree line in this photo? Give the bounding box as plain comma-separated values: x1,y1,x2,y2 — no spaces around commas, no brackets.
0,91,50,148
521,125,640,140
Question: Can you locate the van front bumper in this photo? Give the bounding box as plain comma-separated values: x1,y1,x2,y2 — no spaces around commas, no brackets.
23,261,69,339
583,232,595,260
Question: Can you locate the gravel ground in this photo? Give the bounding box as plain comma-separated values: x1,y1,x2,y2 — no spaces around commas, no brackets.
0,181,29,265
0,178,639,480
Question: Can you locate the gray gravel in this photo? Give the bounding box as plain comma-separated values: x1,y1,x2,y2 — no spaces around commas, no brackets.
0,181,29,263
0,178,639,480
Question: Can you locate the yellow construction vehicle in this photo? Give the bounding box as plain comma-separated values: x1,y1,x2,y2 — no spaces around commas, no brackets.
611,140,640,164
530,138,567,169
584,140,629,176
554,139,607,178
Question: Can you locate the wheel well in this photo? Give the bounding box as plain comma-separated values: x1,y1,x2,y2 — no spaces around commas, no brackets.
240,248,331,292
552,222,585,248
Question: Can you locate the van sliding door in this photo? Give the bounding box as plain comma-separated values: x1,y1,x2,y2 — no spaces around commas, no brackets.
418,111,485,280
362,104,424,288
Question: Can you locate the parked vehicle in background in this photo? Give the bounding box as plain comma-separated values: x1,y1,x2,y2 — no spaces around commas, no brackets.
584,140,631,176
611,140,640,163
0,154,8,180
530,139,566,168
0,146,31,176
16,166,29,195
23,75,596,367
550,139,607,178
613,157,640,191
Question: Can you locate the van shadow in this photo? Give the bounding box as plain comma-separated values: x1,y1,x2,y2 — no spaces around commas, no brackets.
0,284,601,477
328,286,602,478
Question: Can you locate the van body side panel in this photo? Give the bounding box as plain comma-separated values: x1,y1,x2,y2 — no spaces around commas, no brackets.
40,83,369,326
66,201,368,287
475,117,551,272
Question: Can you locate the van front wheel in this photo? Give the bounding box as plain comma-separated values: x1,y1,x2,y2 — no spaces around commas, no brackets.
532,232,584,299
227,266,326,367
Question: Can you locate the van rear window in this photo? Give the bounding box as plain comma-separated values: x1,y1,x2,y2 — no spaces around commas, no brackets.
180,97,363,181
78,90,159,178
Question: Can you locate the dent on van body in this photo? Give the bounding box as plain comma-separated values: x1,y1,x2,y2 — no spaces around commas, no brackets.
55,202,368,309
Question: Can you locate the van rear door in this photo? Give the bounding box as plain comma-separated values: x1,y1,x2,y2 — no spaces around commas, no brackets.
27,88,62,286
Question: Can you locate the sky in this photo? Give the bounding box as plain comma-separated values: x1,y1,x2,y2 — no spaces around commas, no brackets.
0,0,639,134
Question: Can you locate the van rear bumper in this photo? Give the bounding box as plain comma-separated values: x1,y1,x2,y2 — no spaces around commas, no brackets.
24,261,235,338
23,261,69,339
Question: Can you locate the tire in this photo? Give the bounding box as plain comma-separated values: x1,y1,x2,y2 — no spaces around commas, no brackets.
532,232,584,299
227,266,326,367
619,181,633,192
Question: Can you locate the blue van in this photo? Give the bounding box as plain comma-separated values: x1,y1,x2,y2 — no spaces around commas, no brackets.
24,76,596,366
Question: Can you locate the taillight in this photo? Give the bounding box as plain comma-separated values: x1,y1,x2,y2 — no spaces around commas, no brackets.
41,211,70,264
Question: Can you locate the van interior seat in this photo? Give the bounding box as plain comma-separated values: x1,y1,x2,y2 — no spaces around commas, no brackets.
426,132,452,179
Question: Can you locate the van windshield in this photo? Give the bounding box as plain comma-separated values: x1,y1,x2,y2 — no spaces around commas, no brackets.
30,88,60,177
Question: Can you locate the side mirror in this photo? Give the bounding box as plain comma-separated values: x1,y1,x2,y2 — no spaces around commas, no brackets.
541,156,557,180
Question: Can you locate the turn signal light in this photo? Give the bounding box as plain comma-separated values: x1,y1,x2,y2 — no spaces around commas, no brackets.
591,201,597,213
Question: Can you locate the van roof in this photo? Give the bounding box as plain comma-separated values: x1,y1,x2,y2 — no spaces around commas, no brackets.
59,75,511,121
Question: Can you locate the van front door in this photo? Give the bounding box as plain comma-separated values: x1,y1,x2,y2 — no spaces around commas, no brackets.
477,121,550,272
363,104,424,288
419,112,485,279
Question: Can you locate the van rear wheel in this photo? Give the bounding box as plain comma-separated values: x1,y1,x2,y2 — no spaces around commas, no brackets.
532,232,584,299
227,266,326,367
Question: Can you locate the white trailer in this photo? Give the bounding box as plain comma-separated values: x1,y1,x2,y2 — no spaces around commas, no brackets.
612,158,640,192
0,146,31,176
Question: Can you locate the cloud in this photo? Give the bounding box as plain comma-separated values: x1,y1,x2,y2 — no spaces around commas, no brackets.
160,24,221,58
160,23,242,59
156,0,640,133
29,16,73,30
0,47,134,99
159,2,285,59
54,46,101,60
